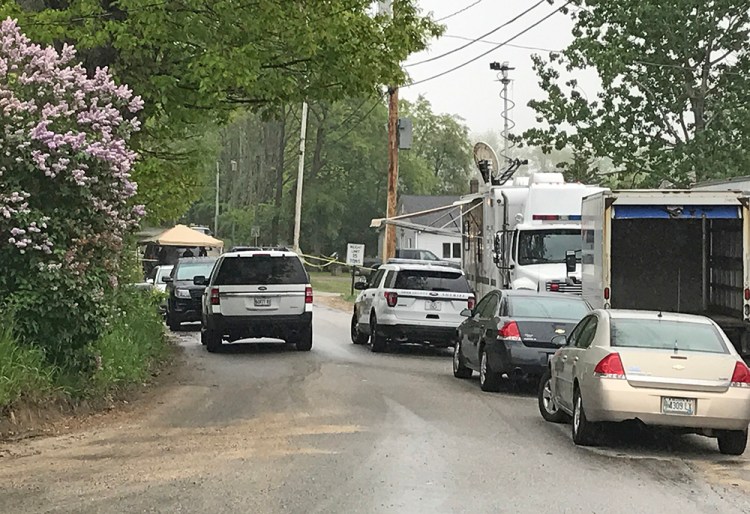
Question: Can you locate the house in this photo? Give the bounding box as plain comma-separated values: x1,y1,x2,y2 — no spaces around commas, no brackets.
377,195,463,262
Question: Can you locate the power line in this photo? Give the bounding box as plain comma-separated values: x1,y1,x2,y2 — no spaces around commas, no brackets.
405,1,573,88
442,34,559,53
405,0,549,67
435,0,485,22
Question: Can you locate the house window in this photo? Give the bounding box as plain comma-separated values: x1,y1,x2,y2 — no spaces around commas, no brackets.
453,243,461,259
442,243,451,259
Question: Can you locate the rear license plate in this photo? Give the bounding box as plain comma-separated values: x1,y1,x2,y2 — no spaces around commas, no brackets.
425,300,442,311
254,297,271,307
661,397,695,416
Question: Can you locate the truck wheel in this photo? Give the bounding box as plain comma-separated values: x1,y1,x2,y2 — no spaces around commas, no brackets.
167,313,181,332
296,324,313,352
351,313,369,345
718,429,748,455
369,314,387,353
205,329,222,353
538,369,567,423
572,388,599,446
452,341,473,378
479,348,502,392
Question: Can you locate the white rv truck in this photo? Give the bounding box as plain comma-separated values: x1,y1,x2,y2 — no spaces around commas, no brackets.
461,172,604,300
581,189,750,358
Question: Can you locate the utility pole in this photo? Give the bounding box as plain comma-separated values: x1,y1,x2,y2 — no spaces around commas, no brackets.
293,101,309,253
381,0,399,261
214,161,220,237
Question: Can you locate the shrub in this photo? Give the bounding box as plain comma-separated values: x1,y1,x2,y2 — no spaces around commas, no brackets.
0,18,145,366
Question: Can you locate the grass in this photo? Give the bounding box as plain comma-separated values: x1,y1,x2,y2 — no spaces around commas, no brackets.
0,311,54,408
0,288,169,412
309,271,358,304
89,290,169,393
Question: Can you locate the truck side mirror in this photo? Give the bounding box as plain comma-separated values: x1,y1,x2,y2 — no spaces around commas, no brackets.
565,251,577,274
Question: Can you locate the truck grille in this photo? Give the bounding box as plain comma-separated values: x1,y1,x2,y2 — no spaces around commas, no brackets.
545,281,583,295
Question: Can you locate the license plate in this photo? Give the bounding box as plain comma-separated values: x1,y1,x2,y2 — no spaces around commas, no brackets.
661,397,695,416
254,297,271,307
425,300,442,311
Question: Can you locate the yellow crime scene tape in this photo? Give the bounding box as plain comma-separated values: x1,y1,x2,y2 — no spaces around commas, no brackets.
298,252,376,272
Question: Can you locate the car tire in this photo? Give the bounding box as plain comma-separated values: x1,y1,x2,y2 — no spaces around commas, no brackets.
452,340,473,378
717,429,748,455
572,388,599,446
296,324,313,352
538,369,567,423
205,329,222,353
167,312,181,332
369,314,387,353
479,347,502,392
351,313,369,345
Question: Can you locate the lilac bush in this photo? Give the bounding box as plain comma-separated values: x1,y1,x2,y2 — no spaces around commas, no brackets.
0,18,145,362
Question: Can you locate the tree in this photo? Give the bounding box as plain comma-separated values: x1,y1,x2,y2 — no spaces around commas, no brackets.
0,19,143,363
521,0,750,187
4,1,442,221
401,96,472,194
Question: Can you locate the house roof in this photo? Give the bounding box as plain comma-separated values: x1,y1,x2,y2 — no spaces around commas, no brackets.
398,195,462,232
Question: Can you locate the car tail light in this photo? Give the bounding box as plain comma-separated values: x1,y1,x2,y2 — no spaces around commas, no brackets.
549,282,560,292
467,296,476,310
305,286,313,304
384,291,398,307
498,321,521,341
210,287,220,305
730,361,750,387
594,353,625,379
745,288,750,301
604,287,610,300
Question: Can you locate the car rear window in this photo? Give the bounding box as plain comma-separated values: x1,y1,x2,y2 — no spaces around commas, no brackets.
393,270,470,293
610,319,728,354
214,255,308,285
509,296,590,320
176,262,215,280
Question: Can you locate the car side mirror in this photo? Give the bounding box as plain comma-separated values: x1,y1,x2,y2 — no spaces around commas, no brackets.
460,308,472,317
565,250,577,274
551,335,567,347
163,277,173,284
354,282,368,291
193,276,208,286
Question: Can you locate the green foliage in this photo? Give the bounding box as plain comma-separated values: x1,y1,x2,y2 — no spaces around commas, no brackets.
6,0,443,222
0,309,54,408
521,0,750,186
88,288,168,393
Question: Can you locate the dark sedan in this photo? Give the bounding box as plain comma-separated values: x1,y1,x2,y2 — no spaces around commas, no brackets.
452,290,591,392
164,257,217,331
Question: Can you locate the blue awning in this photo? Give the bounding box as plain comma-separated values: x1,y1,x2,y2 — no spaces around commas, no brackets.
612,205,740,219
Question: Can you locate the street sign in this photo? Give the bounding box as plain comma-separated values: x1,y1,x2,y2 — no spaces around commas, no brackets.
346,243,365,266
250,226,260,238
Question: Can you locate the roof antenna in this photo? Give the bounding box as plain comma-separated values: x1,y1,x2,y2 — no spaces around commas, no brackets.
657,311,663,318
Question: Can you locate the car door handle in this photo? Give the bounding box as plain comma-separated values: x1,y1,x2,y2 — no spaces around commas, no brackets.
561,356,568,361
573,356,579,362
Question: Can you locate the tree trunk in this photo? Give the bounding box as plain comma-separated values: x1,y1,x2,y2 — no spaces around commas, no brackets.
271,108,288,245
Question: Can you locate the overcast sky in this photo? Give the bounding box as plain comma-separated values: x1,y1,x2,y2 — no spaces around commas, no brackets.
400,0,596,137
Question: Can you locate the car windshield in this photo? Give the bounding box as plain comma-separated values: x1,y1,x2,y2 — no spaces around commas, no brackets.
517,229,581,266
610,319,728,354
214,255,308,285
176,262,215,281
393,270,470,292
509,296,590,319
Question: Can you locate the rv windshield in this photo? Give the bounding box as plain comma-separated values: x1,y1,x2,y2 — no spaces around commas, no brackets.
517,229,581,266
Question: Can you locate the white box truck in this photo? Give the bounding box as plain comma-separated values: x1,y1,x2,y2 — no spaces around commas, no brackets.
581,189,750,357
461,172,604,300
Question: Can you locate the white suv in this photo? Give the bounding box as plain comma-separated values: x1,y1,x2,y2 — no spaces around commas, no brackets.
198,249,313,352
351,262,475,352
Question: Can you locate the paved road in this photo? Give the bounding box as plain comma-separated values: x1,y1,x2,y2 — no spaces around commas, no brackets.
1,304,749,513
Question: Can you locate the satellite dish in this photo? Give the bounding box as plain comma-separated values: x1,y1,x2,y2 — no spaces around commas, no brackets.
473,142,500,183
